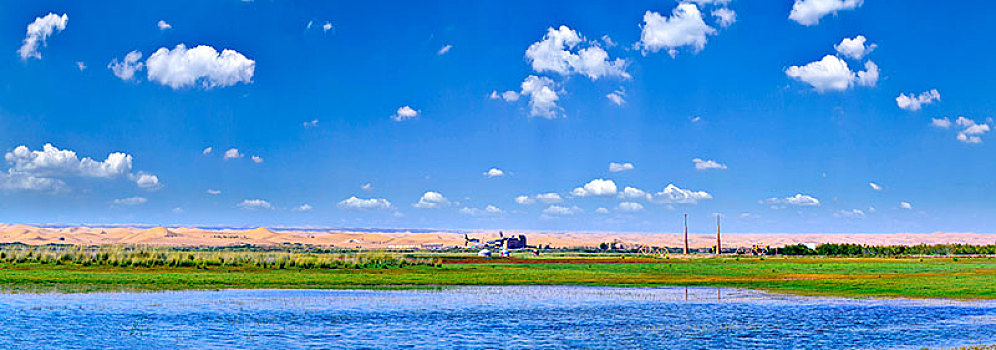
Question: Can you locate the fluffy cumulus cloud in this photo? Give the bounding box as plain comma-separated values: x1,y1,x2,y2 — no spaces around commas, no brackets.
572,178,618,197
294,204,313,212
490,90,520,102
519,75,561,119
238,199,272,210
113,196,148,206
931,116,991,144
459,205,503,216
483,168,505,178
413,191,449,208
896,89,940,111
18,12,68,60
108,51,145,81
525,25,630,80
617,201,644,212
542,205,583,216
693,158,726,170
157,20,171,30
515,193,564,205
1,144,160,192
899,201,913,210
712,8,737,28
785,55,877,92
223,148,244,160
391,106,419,122
145,44,255,89
618,186,651,200
651,184,712,204
608,162,634,172
251,155,264,164
834,35,875,60
760,193,821,208
338,196,393,210
638,3,717,57
789,0,863,26
869,182,883,191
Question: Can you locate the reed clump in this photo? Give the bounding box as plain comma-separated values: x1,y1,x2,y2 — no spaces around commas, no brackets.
0,244,440,269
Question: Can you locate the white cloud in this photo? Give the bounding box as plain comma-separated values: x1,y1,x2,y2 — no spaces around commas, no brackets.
322,22,333,32
438,44,452,55
520,75,562,119
931,117,952,129
899,201,912,210
785,55,854,92
303,119,319,128
834,209,865,218
460,205,503,216
516,193,564,205
712,8,737,28
361,183,373,191
172,207,184,214
76,61,86,71
618,186,651,200
157,20,172,30
251,155,264,164
856,60,878,87
113,196,148,206
223,148,244,160
108,51,145,81
491,90,520,102
761,193,821,208
133,172,161,190
608,162,634,172
484,168,505,178
955,117,990,144
146,44,255,89
595,207,610,214
606,87,626,106
869,182,882,191
18,12,68,60
294,203,313,212
896,89,940,111
931,116,990,144
391,106,419,122
572,178,618,197
638,3,717,57
542,205,583,216
2,143,159,192
514,195,534,205
207,189,221,195
834,35,875,60
601,35,617,47
617,201,644,212
525,25,629,80
413,191,449,208
690,116,702,123
306,20,313,29
202,147,213,155
693,158,727,170
238,199,272,210
338,196,393,210
789,0,863,26
652,184,712,204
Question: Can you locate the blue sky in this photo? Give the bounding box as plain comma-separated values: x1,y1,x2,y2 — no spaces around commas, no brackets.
2,0,995,234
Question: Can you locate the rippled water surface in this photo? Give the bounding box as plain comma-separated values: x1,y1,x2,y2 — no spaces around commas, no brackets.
1,286,995,349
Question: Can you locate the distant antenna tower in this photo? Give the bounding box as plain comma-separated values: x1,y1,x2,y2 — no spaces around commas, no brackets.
683,213,689,255
715,214,721,255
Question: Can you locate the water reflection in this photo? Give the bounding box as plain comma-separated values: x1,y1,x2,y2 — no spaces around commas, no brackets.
0,286,994,349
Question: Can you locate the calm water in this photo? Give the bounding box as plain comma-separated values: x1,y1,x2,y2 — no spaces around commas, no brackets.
1,286,994,349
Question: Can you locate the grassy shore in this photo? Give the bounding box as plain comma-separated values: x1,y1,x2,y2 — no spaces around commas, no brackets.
1,255,994,298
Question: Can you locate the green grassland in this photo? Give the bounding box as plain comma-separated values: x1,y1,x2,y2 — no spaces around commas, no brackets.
2,254,994,299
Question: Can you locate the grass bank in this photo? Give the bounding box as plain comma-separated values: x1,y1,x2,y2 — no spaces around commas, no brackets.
2,256,994,299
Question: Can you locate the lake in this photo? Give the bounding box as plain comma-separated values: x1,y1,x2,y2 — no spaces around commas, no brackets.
1,286,994,349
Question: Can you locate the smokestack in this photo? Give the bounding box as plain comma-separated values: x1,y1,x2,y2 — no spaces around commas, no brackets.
683,213,689,255
716,214,721,255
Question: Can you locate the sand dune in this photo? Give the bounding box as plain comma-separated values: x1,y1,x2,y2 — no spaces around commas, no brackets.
0,224,994,249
